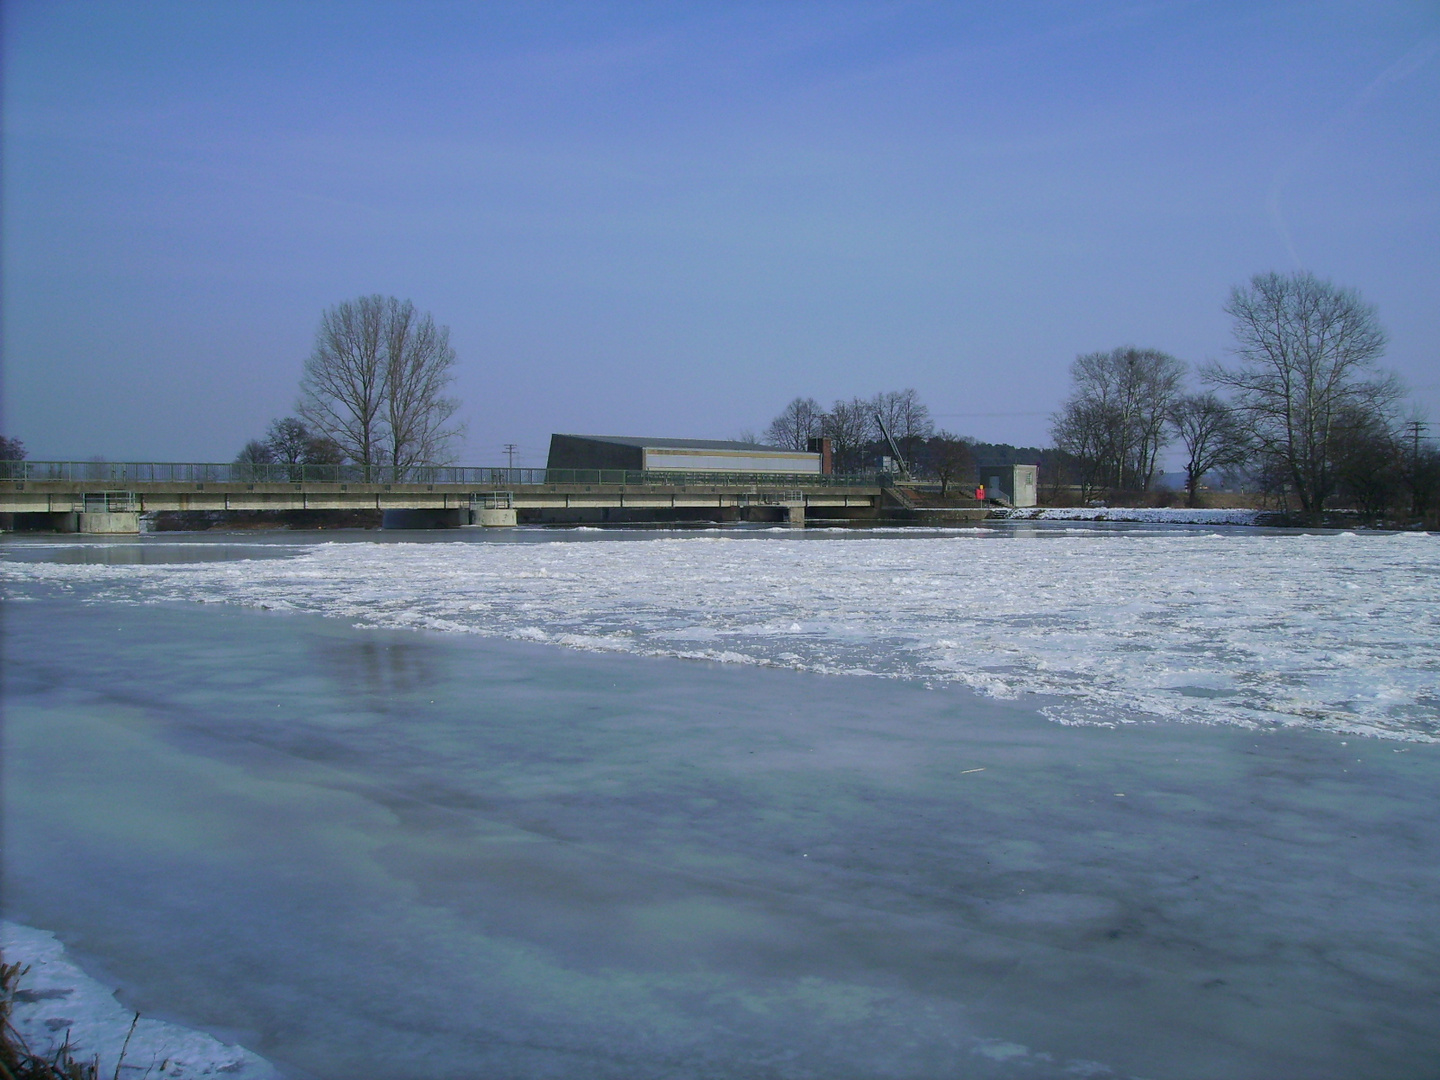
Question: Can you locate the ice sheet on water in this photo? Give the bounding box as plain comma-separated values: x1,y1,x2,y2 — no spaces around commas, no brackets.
5,530,1438,740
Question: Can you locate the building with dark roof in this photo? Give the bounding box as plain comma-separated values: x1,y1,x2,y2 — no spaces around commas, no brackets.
547,434,823,474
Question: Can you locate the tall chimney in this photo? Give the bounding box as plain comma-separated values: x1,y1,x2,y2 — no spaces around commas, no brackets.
807,436,833,475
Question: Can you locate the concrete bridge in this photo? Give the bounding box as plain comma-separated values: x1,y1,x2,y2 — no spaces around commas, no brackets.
0,462,983,533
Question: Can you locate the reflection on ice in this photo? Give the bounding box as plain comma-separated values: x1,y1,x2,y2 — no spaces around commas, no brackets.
310,637,440,702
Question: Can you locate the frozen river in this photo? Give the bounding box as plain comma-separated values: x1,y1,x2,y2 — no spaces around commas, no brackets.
3,524,1439,1078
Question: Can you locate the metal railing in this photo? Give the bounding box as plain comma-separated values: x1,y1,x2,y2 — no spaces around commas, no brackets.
82,491,138,512
0,461,892,488
738,491,806,505
471,492,514,510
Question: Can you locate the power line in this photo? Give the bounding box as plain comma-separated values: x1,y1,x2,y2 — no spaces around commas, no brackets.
931,411,1052,419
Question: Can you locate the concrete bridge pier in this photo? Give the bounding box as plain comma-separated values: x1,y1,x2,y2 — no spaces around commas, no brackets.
78,511,141,534
468,493,517,527
470,507,518,527
787,504,805,528
30,510,140,534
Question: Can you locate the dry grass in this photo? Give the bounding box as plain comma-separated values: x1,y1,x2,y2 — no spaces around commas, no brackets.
1,960,136,1080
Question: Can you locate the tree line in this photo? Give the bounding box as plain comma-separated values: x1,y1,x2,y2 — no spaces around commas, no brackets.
0,436,25,479
759,389,1012,496
179,271,1440,522
1050,270,1438,520
761,389,940,471
239,294,463,480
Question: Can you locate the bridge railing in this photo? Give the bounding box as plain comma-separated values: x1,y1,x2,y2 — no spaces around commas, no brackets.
0,461,891,488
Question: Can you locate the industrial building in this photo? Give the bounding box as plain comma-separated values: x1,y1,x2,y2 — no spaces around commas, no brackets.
547,434,824,475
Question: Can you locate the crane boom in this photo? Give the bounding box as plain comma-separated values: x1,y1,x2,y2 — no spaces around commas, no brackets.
874,413,908,477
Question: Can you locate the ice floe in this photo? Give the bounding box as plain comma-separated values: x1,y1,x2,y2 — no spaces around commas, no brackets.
4,529,1437,740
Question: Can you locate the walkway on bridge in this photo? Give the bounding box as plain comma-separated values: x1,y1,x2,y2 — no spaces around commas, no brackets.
0,461,989,532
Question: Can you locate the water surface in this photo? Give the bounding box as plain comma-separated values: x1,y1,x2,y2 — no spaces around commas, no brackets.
3,527,1439,1078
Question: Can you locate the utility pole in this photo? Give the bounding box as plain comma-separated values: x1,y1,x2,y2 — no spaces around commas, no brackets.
504,443,518,471
1407,421,1426,517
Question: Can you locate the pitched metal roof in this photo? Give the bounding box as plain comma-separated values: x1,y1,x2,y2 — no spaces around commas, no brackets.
560,434,800,453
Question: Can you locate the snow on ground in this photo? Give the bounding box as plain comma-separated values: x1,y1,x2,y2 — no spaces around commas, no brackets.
4,529,1438,740
1,922,279,1079
999,506,1265,525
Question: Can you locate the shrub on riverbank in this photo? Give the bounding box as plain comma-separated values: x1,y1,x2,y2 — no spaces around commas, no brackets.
1,960,104,1079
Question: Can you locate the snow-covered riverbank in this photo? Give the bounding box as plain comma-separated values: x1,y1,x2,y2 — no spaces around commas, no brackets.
2,922,278,1079
996,506,1265,525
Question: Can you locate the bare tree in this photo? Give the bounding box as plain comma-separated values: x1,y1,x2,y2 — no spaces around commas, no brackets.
823,398,872,473
1404,438,1440,525
236,439,275,464
299,295,462,480
1040,449,1081,505
305,436,346,466
265,417,314,465
928,432,975,498
0,436,25,478
1050,397,1113,501
382,300,462,473
870,389,933,461
233,439,276,481
255,417,347,480
1204,271,1397,514
1050,347,1183,494
300,296,387,478
1330,403,1408,516
1168,392,1250,507
764,397,825,450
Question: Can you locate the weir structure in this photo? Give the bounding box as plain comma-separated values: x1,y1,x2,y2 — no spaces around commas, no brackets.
0,462,985,533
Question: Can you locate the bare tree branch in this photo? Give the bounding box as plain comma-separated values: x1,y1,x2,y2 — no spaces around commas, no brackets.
299,296,388,479
1168,392,1249,507
298,295,463,479
764,397,825,451
870,389,933,462
1205,271,1394,513
1050,347,1183,495
823,398,872,473
382,299,463,473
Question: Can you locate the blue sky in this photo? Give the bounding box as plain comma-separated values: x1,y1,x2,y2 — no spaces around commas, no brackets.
4,1,1437,465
